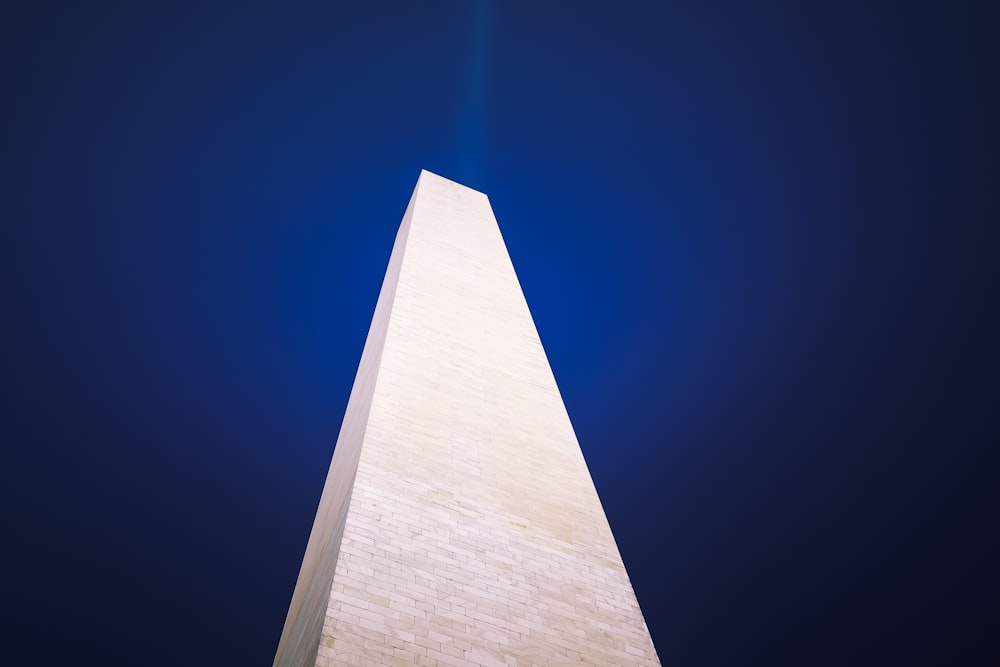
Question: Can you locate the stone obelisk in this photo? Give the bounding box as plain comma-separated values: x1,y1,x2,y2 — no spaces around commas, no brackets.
274,170,660,666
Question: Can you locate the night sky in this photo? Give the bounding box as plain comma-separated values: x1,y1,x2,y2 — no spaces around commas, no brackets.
2,1,997,665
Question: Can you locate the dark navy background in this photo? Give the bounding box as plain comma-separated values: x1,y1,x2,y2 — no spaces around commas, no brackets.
2,1,997,665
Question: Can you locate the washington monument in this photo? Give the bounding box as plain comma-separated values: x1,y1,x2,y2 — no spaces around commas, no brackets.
274,171,660,666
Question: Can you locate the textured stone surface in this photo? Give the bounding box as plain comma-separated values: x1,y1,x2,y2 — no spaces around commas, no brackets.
275,171,660,667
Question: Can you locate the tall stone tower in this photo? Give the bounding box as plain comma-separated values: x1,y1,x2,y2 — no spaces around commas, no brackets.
274,171,660,667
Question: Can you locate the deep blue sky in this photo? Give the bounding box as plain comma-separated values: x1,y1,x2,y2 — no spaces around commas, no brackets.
2,1,997,665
